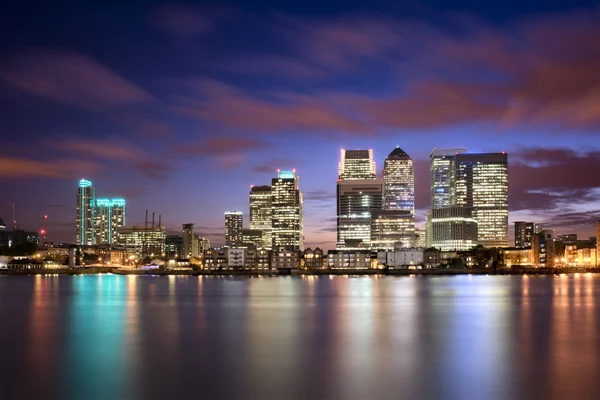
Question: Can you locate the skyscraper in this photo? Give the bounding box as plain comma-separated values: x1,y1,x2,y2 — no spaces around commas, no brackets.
249,185,272,249
383,147,415,214
338,149,376,180
514,221,538,248
182,223,198,258
450,153,509,248
336,149,382,249
95,198,126,245
271,170,303,250
430,148,467,208
76,178,95,245
428,207,478,251
225,212,243,247
371,210,414,250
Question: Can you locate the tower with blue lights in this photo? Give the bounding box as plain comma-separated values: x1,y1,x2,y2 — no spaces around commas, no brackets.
76,178,95,245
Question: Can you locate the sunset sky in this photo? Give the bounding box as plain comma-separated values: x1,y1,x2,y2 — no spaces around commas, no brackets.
1,0,600,249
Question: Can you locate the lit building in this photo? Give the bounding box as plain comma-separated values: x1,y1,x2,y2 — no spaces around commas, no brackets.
383,147,414,214
245,248,271,270
165,235,183,259
534,229,556,267
370,210,414,250
338,149,376,180
116,226,166,257
242,229,264,249
225,211,243,247
271,170,303,251
182,223,198,258
414,228,427,248
502,248,534,267
271,248,302,270
0,218,5,230
327,250,372,269
378,248,424,268
514,221,538,248
95,198,126,245
450,153,508,248
556,234,578,245
428,207,478,251
227,248,245,269
198,237,210,253
430,148,466,208
303,247,325,269
204,248,228,270
76,178,95,245
249,185,272,249
337,180,383,249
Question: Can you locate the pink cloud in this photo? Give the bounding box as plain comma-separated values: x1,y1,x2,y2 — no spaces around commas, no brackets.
1,48,152,109
0,156,101,179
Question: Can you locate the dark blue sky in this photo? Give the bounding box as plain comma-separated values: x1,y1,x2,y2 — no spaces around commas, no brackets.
1,0,600,248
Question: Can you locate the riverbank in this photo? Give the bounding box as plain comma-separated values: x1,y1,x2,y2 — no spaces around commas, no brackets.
2,266,600,276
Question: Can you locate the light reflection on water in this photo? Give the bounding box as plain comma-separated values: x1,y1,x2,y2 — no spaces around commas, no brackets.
1,275,600,399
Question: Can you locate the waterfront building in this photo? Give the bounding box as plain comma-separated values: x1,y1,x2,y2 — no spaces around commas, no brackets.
449,153,508,248
338,149,376,180
271,248,302,270
227,248,245,269
534,229,556,267
116,225,166,257
383,147,415,214
242,229,264,249
95,198,126,245
271,170,304,251
556,234,578,245
502,248,535,267
245,248,271,270
428,207,478,251
514,221,538,248
327,250,372,269
377,248,424,268
249,185,272,249
0,229,39,248
204,248,228,270
370,210,414,250
182,223,199,258
165,235,184,259
303,247,325,269
430,148,467,208
76,178,95,245
225,212,243,247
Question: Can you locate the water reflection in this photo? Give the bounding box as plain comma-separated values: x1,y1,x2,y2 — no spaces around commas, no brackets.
0,275,600,399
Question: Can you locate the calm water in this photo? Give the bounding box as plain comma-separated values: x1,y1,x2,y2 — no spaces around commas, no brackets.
1,274,599,399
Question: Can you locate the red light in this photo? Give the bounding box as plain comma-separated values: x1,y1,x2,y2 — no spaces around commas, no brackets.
40,229,46,235
44,215,48,219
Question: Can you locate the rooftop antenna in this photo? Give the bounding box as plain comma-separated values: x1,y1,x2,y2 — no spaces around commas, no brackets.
158,214,162,227
145,210,148,229
152,212,155,228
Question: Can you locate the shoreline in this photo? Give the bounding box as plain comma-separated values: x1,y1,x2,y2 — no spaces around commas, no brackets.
1,266,599,276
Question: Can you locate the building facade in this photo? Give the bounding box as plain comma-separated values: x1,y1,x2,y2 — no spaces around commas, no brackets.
337,180,383,249
242,229,264,249
338,149,376,180
165,235,184,259
182,223,199,258
370,210,414,250
116,226,166,257
225,211,243,247
95,198,126,245
383,147,415,214
271,249,302,270
514,221,538,248
430,148,467,209
428,207,478,251
450,153,508,248
327,250,372,269
271,170,303,251
76,179,95,245
249,185,272,249
303,247,325,269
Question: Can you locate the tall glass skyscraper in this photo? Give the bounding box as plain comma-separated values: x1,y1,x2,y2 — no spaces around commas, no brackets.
95,198,126,245
249,185,272,249
383,147,415,214
337,149,382,249
450,153,509,248
271,170,303,250
430,148,467,208
76,178,95,245
225,211,243,247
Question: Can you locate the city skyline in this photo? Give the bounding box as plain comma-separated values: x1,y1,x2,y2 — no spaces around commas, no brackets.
2,0,600,249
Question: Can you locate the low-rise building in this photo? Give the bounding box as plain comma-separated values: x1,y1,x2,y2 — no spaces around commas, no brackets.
227,248,245,269
245,248,271,270
204,248,228,270
502,247,535,267
327,250,372,269
271,249,301,270
423,248,441,268
303,247,325,269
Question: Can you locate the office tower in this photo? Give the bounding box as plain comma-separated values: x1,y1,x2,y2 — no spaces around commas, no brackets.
198,237,211,253
370,210,414,250
242,229,264,249
165,235,184,259
95,198,126,245
249,185,272,249
271,170,303,251
225,212,243,247
428,207,478,251
450,153,508,248
338,149,376,180
182,223,199,258
430,148,467,208
76,178,95,245
514,221,538,248
336,149,382,249
383,147,415,214
116,225,166,257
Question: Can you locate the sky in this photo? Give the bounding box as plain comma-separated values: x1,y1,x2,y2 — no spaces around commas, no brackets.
1,0,600,249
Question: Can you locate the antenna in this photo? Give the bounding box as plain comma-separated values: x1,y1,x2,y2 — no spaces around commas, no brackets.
12,202,16,230
145,210,148,229
158,214,162,227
